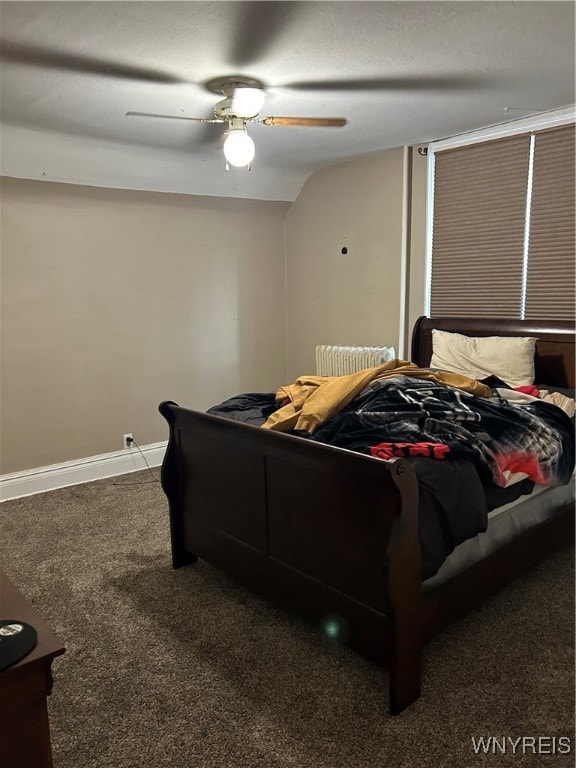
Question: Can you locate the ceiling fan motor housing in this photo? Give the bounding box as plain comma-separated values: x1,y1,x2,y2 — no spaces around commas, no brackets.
214,97,237,120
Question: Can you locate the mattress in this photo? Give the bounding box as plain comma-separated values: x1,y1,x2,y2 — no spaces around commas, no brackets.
422,476,575,591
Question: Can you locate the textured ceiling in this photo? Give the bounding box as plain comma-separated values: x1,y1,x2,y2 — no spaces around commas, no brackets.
0,1,574,200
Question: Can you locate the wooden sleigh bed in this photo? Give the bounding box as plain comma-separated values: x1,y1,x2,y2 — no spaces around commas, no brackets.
159,316,575,715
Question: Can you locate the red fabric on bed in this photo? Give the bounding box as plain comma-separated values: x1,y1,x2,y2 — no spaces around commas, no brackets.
493,451,548,485
370,442,451,460
514,384,540,397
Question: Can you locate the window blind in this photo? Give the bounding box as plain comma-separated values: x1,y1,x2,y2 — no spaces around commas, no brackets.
430,134,531,318
524,124,575,321
429,123,575,323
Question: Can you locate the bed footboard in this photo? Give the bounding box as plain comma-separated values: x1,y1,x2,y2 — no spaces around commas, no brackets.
159,400,421,714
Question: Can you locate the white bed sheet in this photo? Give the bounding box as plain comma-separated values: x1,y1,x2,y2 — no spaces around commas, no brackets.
423,477,575,591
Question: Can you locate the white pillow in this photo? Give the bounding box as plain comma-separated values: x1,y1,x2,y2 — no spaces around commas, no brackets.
430,329,537,387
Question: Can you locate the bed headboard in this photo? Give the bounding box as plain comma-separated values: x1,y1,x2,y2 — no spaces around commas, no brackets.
411,316,575,389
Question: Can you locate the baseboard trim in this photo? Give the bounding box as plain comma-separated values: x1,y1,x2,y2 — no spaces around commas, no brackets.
0,441,168,502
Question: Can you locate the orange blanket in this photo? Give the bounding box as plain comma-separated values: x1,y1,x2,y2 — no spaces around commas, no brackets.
262,359,491,434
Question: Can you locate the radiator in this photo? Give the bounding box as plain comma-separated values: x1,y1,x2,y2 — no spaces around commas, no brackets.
315,344,395,377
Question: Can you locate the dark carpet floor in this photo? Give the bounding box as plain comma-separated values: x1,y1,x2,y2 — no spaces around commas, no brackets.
1,471,574,767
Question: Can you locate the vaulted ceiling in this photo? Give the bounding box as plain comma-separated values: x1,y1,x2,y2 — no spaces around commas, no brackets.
1,1,574,200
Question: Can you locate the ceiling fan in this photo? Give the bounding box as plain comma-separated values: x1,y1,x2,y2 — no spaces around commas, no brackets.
126,77,347,170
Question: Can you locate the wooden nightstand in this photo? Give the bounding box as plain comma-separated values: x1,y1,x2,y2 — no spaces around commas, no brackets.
0,571,65,768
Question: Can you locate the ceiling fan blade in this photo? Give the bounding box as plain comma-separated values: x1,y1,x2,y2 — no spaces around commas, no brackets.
196,123,228,148
229,2,302,67
126,112,225,147
282,75,487,92
126,111,223,124
0,41,182,84
262,117,347,128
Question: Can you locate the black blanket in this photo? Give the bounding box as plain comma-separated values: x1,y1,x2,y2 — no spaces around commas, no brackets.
311,377,574,489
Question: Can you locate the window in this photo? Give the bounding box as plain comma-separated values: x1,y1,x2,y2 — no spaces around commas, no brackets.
427,116,575,322
525,124,575,320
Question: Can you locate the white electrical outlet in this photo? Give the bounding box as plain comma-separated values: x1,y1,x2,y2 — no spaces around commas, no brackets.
123,433,134,450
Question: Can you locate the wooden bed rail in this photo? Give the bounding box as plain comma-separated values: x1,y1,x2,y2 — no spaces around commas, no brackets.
412,316,576,387
159,400,423,714
385,459,422,714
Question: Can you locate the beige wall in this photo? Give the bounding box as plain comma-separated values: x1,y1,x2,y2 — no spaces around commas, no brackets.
0,179,290,473
284,148,427,378
1,151,428,476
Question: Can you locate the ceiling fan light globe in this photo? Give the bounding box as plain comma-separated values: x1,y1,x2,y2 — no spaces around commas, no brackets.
231,87,266,118
223,130,255,167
